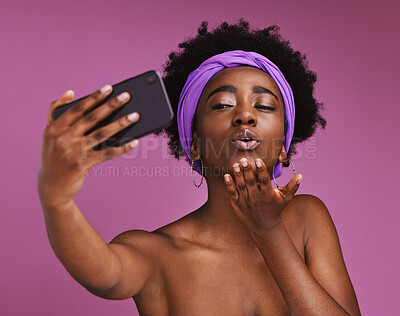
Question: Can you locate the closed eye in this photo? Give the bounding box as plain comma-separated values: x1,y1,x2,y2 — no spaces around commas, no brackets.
212,103,274,111
212,104,274,110
212,104,232,109
256,105,274,110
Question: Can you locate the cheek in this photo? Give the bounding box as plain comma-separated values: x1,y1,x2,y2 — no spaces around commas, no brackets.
259,112,285,138
196,121,231,161
259,118,285,158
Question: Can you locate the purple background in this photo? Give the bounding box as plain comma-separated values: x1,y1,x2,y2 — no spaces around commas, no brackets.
1,0,399,315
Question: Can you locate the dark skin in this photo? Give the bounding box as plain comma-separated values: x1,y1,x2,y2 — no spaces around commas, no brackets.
38,67,361,315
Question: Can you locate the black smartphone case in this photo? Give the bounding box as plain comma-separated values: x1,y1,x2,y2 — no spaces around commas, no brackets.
51,70,174,150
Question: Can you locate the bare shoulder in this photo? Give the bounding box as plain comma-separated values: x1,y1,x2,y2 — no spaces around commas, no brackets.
291,193,334,236
289,197,361,315
109,211,194,254
287,193,331,222
283,194,333,246
287,193,328,213
109,228,173,254
103,228,177,299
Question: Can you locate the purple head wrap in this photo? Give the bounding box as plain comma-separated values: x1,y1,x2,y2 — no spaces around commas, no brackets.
177,50,295,179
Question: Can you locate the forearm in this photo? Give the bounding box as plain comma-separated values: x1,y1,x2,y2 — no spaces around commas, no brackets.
40,199,121,291
250,222,351,316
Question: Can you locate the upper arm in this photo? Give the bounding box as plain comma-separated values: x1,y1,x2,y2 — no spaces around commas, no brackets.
302,194,361,316
87,229,161,300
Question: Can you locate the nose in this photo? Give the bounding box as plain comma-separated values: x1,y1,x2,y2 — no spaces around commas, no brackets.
232,104,257,127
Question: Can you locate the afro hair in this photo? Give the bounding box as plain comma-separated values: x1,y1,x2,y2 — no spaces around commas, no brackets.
154,18,327,168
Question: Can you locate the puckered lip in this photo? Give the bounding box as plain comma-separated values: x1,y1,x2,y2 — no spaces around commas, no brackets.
230,128,261,143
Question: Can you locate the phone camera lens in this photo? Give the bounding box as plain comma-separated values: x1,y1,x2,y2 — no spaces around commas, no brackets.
146,74,156,84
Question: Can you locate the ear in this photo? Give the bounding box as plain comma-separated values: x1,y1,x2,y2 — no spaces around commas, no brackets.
278,143,288,163
190,131,201,161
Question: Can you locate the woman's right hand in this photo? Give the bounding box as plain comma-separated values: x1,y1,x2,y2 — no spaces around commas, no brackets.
38,85,140,208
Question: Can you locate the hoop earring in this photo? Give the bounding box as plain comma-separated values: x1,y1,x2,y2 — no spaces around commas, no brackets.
272,159,296,188
191,159,204,188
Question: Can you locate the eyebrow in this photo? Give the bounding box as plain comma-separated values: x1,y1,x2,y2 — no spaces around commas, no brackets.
206,85,279,102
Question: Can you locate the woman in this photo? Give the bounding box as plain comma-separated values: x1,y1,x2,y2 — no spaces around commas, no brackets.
38,19,361,315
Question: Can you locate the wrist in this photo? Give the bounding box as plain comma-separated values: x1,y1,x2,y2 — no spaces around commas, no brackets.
248,218,283,238
39,194,75,213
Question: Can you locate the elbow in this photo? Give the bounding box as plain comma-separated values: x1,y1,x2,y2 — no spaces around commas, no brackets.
83,282,122,300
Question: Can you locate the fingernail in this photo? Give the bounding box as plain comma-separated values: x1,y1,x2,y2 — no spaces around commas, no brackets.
233,164,241,173
63,90,73,97
127,112,139,121
296,175,303,184
255,159,262,168
130,140,139,148
100,84,112,93
240,159,248,168
117,92,129,101
224,174,231,183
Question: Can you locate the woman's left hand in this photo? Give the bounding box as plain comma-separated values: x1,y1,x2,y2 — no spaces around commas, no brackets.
223,157,303,233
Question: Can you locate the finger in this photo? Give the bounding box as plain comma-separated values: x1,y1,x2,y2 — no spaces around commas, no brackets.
224,176,249,225
254,158,274,195
239,158,259,198
53,84,113,129
87,138,140,167
47,90,75,126
223,174,239,201
232,162,248,201
72,91,131,136
83,110,140,149
280,174,303,199
228,195,249,225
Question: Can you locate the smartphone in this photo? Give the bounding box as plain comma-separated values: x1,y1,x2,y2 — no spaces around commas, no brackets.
51,70,174,150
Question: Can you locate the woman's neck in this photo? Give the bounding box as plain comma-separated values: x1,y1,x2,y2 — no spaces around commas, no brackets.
194,175,257,250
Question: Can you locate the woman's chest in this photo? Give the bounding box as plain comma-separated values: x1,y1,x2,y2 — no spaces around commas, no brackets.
137,237,304,316
164,253,291,315
136,210,305,315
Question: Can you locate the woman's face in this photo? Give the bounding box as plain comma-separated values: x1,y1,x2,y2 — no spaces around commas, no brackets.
191,66,286,176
